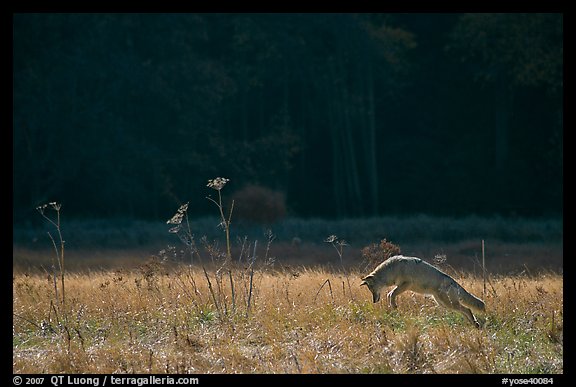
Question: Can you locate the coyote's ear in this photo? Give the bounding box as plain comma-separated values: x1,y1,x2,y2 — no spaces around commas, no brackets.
360,274,373,287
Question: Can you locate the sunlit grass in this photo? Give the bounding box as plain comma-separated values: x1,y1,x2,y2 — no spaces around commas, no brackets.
13,266,562,374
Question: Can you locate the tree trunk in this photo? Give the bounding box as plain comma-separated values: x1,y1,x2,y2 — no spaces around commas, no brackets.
336,51,363,216
326,62,345,217
366,59,379,215
494,76,512,172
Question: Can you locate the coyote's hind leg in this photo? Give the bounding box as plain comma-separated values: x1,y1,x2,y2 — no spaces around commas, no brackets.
433,291,480,328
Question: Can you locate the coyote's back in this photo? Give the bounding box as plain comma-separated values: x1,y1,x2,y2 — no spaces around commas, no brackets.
360,255,485,327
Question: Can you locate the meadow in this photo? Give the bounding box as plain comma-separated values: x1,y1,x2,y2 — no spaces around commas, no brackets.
13,201,563,374
13,262,562,374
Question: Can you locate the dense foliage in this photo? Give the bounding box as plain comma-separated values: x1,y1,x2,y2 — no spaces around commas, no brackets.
13,13,563,222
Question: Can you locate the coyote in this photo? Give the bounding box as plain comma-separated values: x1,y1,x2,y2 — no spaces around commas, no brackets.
360,255,485,327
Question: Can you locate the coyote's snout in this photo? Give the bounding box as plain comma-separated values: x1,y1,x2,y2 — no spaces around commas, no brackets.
360,255,486,327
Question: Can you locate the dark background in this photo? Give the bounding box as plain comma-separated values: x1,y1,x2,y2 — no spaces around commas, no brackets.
12,13,563,224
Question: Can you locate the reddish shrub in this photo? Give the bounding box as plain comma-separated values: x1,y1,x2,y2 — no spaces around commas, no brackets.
360,238,402,273
231,185,287,224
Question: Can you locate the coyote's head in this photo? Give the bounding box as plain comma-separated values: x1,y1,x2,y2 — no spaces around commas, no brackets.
360,274,381,303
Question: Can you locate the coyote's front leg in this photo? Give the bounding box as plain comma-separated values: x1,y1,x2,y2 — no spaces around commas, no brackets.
387,282,410,309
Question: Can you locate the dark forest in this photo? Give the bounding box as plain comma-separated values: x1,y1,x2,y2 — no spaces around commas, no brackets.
13,13,563,223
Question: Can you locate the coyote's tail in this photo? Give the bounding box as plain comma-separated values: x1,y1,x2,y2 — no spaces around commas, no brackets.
457,284,486,313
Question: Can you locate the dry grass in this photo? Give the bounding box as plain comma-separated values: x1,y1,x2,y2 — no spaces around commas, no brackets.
13,263,563,374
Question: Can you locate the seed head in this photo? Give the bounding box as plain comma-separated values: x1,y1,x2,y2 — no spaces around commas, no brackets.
324,235,338,243
36,202,61,214
207,177,229,191
167,202,189,225
168,225,182,233
36,204,48,214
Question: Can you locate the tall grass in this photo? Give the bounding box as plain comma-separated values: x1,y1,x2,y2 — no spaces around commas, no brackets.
13,267,562,373
13,178,562,374
29,202,74,351
163,177,277,321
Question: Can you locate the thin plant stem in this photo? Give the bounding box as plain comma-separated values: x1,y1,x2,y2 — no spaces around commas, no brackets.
206,192,233,262
202,265,221,316
47,232,60,306
246,240,257,317
37,203,66,324
185,212,193,265
55,210,65,320
226,199,235,262
482,239,486,300
228,270,235,313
